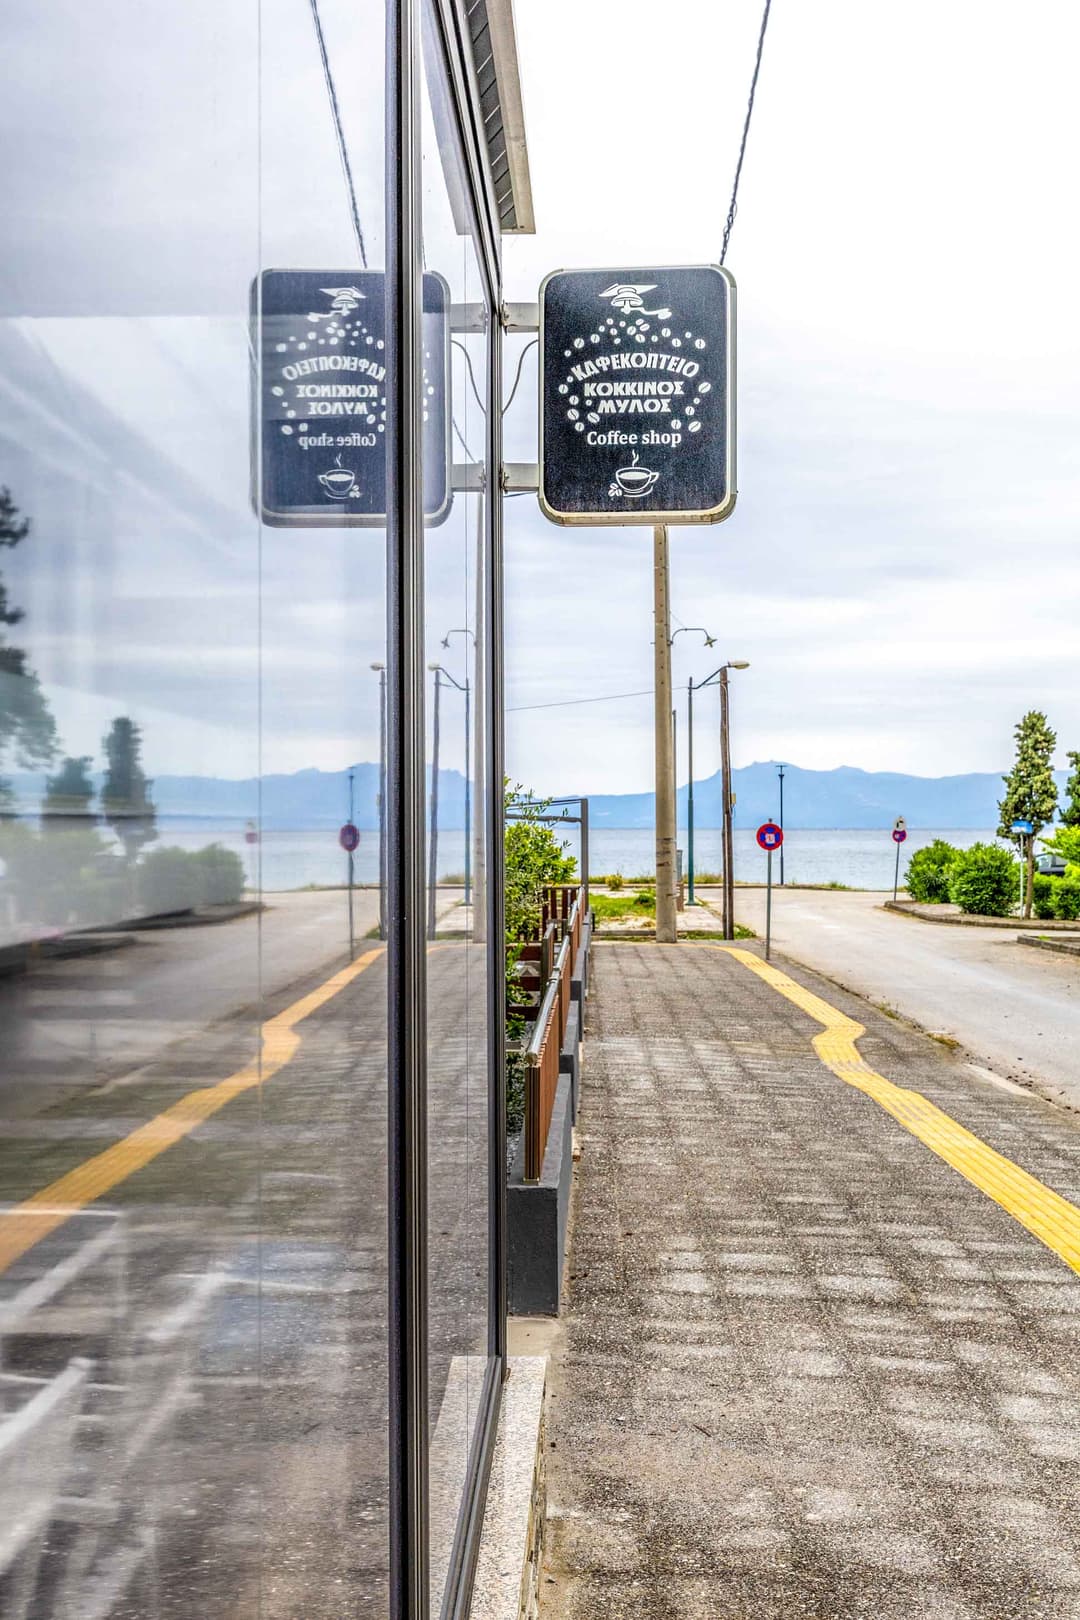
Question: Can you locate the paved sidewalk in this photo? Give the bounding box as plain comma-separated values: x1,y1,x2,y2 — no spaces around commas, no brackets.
540,942,1080,1620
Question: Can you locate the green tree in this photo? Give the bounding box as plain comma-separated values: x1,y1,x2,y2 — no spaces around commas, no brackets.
102,717,156,862
1061,750,1080,829
998,711,1058,917
0,486,58,806
504,784,577,942
42,755,95,826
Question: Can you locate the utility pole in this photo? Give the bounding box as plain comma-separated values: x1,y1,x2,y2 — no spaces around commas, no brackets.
653,524,677,943
372,662,387,941
347,769,356,961
427,664,441,939
687,678,695,905
777,763,786,886
463,675,472,909
720,665,735,939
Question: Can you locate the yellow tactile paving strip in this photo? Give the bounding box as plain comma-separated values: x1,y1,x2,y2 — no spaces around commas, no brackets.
722,946,1080,1276
0,947,385,1276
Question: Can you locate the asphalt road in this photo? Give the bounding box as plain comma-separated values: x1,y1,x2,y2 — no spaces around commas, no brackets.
0,886,464,1113
709,887,1080,1113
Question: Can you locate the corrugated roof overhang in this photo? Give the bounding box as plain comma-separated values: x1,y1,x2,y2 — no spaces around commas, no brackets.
464,0,535,234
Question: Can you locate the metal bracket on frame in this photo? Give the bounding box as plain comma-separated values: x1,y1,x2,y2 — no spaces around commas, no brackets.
450,300,538,333
451,462,537,493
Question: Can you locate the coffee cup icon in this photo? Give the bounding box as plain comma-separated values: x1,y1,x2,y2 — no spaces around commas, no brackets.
318,455,359,499
612,450,659,498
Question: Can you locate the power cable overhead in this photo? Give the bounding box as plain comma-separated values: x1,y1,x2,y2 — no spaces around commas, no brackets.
309,0,369,269
720,0,774,266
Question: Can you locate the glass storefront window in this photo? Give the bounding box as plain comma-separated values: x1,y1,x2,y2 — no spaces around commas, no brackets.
1,4,392,1615
1,2,511,1614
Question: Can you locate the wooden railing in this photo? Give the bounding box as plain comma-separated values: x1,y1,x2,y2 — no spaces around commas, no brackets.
508,884,584,1023
522,888,583,1182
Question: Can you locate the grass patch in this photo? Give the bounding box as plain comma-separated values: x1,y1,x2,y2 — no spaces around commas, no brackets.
589,891,656,921
870,998,901,1021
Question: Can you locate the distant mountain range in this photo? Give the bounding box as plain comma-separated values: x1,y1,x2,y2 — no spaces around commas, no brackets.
589,761,1072,831
9,759,1070,832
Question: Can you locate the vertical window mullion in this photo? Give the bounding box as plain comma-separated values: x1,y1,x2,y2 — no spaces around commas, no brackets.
386,0,429,1614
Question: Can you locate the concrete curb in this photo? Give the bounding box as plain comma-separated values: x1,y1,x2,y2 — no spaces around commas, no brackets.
1015,933,1080,958
883,901,1078,931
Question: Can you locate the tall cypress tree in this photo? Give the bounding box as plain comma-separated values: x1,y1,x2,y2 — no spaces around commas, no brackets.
102,717,156,862
998,711,1059,917
42,755,96,828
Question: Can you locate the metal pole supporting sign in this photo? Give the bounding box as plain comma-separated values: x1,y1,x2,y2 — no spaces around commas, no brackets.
891,817,907,902
756,821,783,960
340,811,360,961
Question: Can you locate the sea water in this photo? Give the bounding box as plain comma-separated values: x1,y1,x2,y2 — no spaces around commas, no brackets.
154,822,1001,893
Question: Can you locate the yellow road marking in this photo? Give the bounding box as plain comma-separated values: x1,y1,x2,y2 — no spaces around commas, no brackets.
720,947,1080,1276
0,948,384,1275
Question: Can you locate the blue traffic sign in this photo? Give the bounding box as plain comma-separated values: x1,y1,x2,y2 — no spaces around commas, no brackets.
1010,819,1034,835
757,821,783,851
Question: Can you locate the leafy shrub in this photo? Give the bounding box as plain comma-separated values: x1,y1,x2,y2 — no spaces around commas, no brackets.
1052,878,1080,921
632,890,654,910
1032,873,1058,920
947,842,1020,917
904,839,959,903
607,872,624,891
1039,825,1080,868
191,842,245,904
506,1010,527,1137
137,847,200,916
0,823,123,932
504,785,577,941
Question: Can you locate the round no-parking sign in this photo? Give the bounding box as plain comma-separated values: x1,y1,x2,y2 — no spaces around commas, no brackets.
757,822,783,851
892,828,907,845
339,823,360,853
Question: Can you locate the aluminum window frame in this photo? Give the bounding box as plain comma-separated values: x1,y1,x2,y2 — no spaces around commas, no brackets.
386,1,506,1615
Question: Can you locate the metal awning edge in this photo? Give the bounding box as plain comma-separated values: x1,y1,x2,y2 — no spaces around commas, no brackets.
479,0,535,233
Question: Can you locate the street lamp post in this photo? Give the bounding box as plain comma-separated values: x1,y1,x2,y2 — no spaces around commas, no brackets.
687,677,696,904
777,763,786,886
719,666,734,939
671,628,716,911
430,660,470,915
427,663,442,939
441,629,475,910
347,768,355,961
686,659,749,933
371,662,386,940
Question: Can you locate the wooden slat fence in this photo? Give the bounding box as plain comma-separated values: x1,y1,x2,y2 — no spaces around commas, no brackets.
522,889,583,1182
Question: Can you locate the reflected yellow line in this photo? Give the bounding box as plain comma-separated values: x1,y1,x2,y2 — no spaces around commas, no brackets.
0,948,384,1274
720,947,1080,1276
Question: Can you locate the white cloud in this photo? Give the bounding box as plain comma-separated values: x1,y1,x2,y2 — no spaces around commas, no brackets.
502,0,1080,793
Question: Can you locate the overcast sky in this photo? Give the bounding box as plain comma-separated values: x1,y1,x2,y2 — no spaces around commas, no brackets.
501,0,1080,795
2,1,1078,799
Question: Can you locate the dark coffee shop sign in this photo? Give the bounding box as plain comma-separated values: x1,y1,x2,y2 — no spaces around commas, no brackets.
253,270,451,527
539,265,736,526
